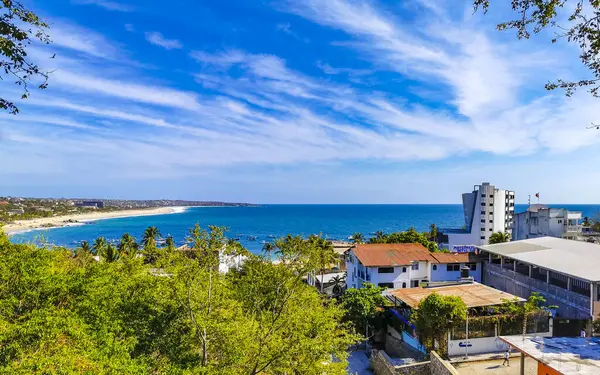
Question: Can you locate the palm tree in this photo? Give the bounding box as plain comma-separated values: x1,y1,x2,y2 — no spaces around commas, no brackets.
489,231,510,244
331,274,346,295
429,223,438,242
101,243,120,263
118,233,138,258
263,241,275,260
350,232,364,244
92,237,107,255
312,236,337,293
165,235,175,251
142,226,161,249
74,240,92,258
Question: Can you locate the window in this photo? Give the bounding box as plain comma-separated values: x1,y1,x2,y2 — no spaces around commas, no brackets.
481,202,486,206
432,264,437,271
378,267,394,274
489,212,493,215
481,194,486,198
489,220,493,223
481,210,486,215
481,219,485,223
378,283,394,289
480,236,485,239
446,264,460,272
558,220,562,224
481,227,486,231
411,262,419,271
402,282,406,288
411,280,420,288
402,267,407,273
489,228,493,231
466,263,477,271
489,203,494,207
489,194,494,198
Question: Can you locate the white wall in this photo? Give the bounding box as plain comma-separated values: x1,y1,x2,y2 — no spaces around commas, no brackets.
430,263,482,283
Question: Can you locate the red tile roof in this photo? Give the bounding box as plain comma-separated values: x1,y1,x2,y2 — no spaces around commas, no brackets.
352,243,434,267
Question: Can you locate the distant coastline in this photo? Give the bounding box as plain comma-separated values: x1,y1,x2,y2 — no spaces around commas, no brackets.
2,206,188,236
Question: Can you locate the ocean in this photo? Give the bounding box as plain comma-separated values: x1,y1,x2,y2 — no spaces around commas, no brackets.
9,204,600,254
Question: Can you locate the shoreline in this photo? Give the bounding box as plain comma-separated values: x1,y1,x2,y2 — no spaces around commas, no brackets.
2,207,187,236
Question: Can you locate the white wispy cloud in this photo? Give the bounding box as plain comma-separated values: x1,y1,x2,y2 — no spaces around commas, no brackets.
4,0,600,199
48,21,119,59
72,0,133,12
144,32,183,50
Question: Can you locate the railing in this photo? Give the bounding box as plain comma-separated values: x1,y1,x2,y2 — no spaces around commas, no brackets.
566,225,582,232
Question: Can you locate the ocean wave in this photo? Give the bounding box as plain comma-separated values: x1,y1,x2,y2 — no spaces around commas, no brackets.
171,207,189,214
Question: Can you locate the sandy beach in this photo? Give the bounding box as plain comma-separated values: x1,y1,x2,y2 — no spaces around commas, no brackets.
2,207,186,235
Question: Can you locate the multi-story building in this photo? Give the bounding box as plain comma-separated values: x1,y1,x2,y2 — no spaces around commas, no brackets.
478,237,600,335
345,243,482,290
440,182,514,249
512,205,583,241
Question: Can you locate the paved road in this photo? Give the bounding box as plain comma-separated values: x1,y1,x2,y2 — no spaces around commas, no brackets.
454,357,537,375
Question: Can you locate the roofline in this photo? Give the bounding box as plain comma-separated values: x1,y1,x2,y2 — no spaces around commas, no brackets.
477,245,600,283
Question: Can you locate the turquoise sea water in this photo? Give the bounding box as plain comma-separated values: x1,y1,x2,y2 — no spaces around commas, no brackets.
9,204,600,254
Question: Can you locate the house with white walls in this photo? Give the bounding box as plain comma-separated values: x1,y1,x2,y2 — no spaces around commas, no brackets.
345,243,483,290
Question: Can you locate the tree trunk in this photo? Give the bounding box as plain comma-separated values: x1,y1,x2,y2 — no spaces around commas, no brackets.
320,269,324,293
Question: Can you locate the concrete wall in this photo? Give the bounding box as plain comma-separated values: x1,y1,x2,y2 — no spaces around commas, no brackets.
484,262,590,319
430,351,460,375
370,350,430,375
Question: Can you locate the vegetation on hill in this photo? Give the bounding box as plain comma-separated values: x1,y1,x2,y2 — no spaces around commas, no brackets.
0,226,358,374
365,228,444,252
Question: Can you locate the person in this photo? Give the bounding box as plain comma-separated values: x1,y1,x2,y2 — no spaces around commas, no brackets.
581,329,586,338
502,349,510,366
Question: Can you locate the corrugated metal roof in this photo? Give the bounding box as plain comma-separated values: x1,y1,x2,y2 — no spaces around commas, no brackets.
478,237,600,282
352,243,434,267
430,253,470,264
388,282,522,308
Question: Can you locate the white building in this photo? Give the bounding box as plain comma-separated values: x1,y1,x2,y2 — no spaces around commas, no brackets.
345,243,482,290
442,182,514,249
512,204,582,241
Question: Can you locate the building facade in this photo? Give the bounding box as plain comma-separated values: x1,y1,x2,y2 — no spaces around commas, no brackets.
441,182,515,249
346,243,482,290
478,237,600,334
512,205,583,241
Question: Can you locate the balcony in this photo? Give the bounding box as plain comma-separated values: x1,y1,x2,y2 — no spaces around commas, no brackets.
566,225,582,233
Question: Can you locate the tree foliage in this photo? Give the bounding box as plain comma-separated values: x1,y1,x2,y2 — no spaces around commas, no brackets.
489,231,511,244
368,228,440,252
0,227,357,374
474,0,600,98
495,292,556,335
410,293,467,352
340,283,386,335
0,0,51,114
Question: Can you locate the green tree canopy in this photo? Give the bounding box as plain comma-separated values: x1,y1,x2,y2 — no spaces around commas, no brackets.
341,283,386,335
0,1,51,114
489,231,510,244
368,228,439,252
410,293,467,352
0,227,357,374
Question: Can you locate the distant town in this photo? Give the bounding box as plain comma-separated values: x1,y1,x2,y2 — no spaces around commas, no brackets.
0,197,257,223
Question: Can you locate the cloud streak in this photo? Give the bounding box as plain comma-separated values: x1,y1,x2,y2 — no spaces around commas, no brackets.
145,32,183,50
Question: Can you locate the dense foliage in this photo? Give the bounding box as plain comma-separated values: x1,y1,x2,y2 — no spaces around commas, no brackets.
368,228,441,252
474,0,600,98
340,283,386,335
0,227,357,374
488,231,510,244
410,293,467,352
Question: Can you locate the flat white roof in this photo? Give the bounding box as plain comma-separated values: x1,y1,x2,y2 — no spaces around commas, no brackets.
478,237,600,282
500,335,600,375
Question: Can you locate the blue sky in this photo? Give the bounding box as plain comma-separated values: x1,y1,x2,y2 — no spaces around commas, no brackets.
1,0,600,204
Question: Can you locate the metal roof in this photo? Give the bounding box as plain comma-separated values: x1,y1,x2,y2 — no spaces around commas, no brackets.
387,282,522,308
500,336,600,375
478,237,600,282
